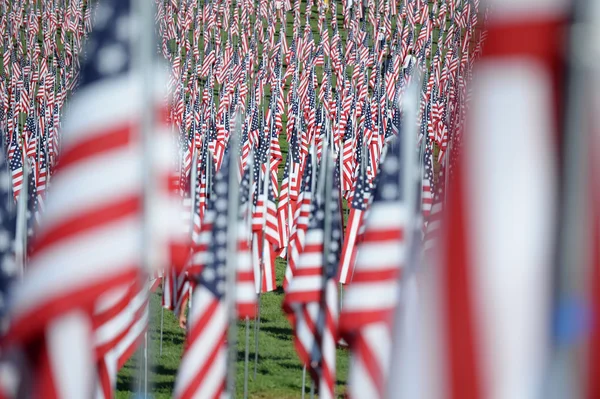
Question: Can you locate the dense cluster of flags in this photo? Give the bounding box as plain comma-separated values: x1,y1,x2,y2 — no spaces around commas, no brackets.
1,0,599,398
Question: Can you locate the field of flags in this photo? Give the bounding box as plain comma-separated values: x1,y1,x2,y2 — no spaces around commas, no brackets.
0,0,599,398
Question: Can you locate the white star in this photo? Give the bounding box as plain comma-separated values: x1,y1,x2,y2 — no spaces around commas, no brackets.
0,231,9,251
2,254,16,274
216,280,225,295
216,215,227,228
97,43,128,76
116,15,131,41
216,199,227,212
217,262,226,275
203,267,215,282
381,183,398,200
93,3,113,30
383,155,399,174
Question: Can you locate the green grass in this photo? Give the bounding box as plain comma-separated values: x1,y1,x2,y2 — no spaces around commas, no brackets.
116,260,350,398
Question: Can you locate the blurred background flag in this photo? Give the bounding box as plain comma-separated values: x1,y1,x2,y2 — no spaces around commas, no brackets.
388,0,569,398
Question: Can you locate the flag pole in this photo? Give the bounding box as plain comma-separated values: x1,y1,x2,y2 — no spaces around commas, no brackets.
133,0,156,396
226,111,242,398
253,265,263,379
301,365,307,399
159,303,164,356
243,315,251,399
15,156,29,276
244,152,255,398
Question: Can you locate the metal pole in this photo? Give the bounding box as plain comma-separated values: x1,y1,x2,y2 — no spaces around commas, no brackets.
133,0,155,396
253,266,263,379
226,113,242,399
243,316,251,399
15,157,28,277
144,330,148,398
159,305,164,356
301,365,307,399
310,378,315,399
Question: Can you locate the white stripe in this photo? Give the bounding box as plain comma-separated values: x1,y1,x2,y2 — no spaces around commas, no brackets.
262,241,275,292
365,203,407,229
356,242,404,267
174,288,226,393
287,275,323,295
469,60,556,399
47,311,95,399
13,218,141,318
348,352,379,399
62,71,167,148
338,213,361,283
297,252,323,269
189,343,226,399
41,148,141,229
94,283,148,349
343,280,398,311
115,299,148,360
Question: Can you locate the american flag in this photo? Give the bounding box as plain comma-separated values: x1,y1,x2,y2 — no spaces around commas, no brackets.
5,0,147,397
8,134,23,201
421,139,434,230
236,163,256,318
284,154,313,289
174,151,230,399
283,152,341,399
339,139,405,399
337,159,373,284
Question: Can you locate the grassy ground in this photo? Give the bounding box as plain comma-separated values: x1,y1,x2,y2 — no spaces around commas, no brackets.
116,260,350,398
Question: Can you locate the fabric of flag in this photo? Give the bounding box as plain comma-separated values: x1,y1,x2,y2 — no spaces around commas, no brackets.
0,133,16,333
174,150,230,399
236,162,256,318
4,1,170,397
8,136,23,201
337,159,372,284
339,139,405,399
421,139,434,229
94,276,151,399
283,154,313,289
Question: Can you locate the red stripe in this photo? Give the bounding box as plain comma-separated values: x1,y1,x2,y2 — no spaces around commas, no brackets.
351,268,399,282
185,300,220,352
180,328,226,399
56,123,133,172
303,244,324,253
35,336,59,399
6,268,138,346
97,358,112,399
444,154,482,399
293,267,322,277
340,308,392,332
237,270,254,281
483,18,565,145
32,195,140,254
117,324,146,370
354,332,386,398
361,228,402,243
96,293,148,360
92,282,137,328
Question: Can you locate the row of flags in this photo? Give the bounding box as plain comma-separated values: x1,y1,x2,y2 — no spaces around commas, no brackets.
2,0,599,398
0,0,485,397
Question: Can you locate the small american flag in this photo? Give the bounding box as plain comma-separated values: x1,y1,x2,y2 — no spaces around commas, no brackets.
340,139,406,399
175,151,231,399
